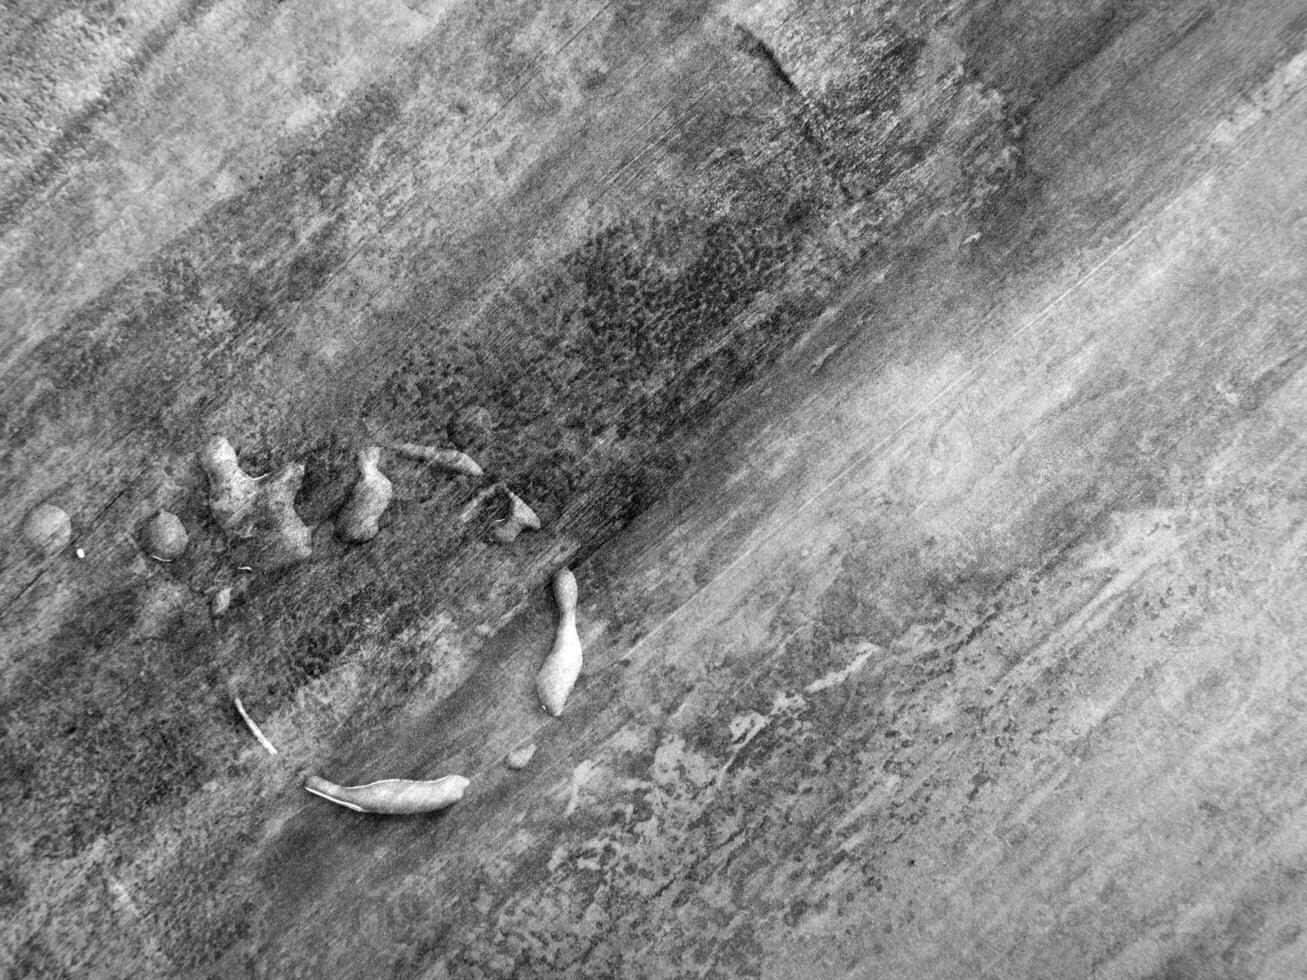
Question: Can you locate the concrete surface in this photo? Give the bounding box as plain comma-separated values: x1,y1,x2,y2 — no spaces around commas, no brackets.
2,0,1306,976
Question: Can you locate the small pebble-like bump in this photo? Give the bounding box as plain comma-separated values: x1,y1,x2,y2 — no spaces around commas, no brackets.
211,586,233,618
21,503,72,555
391,442,484,478
506,744,537,770
492,488,541,544
303,774,469,815
200,436,312,570
142,511,188,560
200,436,259,534
536,568,582,716
336,446,393,543
254,464,312,569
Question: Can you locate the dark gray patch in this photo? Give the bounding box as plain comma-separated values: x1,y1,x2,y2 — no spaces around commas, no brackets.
960,0,1150,110
9,934,73,980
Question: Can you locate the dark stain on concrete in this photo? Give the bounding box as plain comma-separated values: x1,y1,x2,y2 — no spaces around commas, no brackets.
734,24,799,92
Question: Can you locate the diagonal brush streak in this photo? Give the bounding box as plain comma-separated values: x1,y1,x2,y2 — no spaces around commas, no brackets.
586,182,1203,684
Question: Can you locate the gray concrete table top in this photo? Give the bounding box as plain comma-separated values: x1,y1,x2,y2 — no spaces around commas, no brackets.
2,1,1305,976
